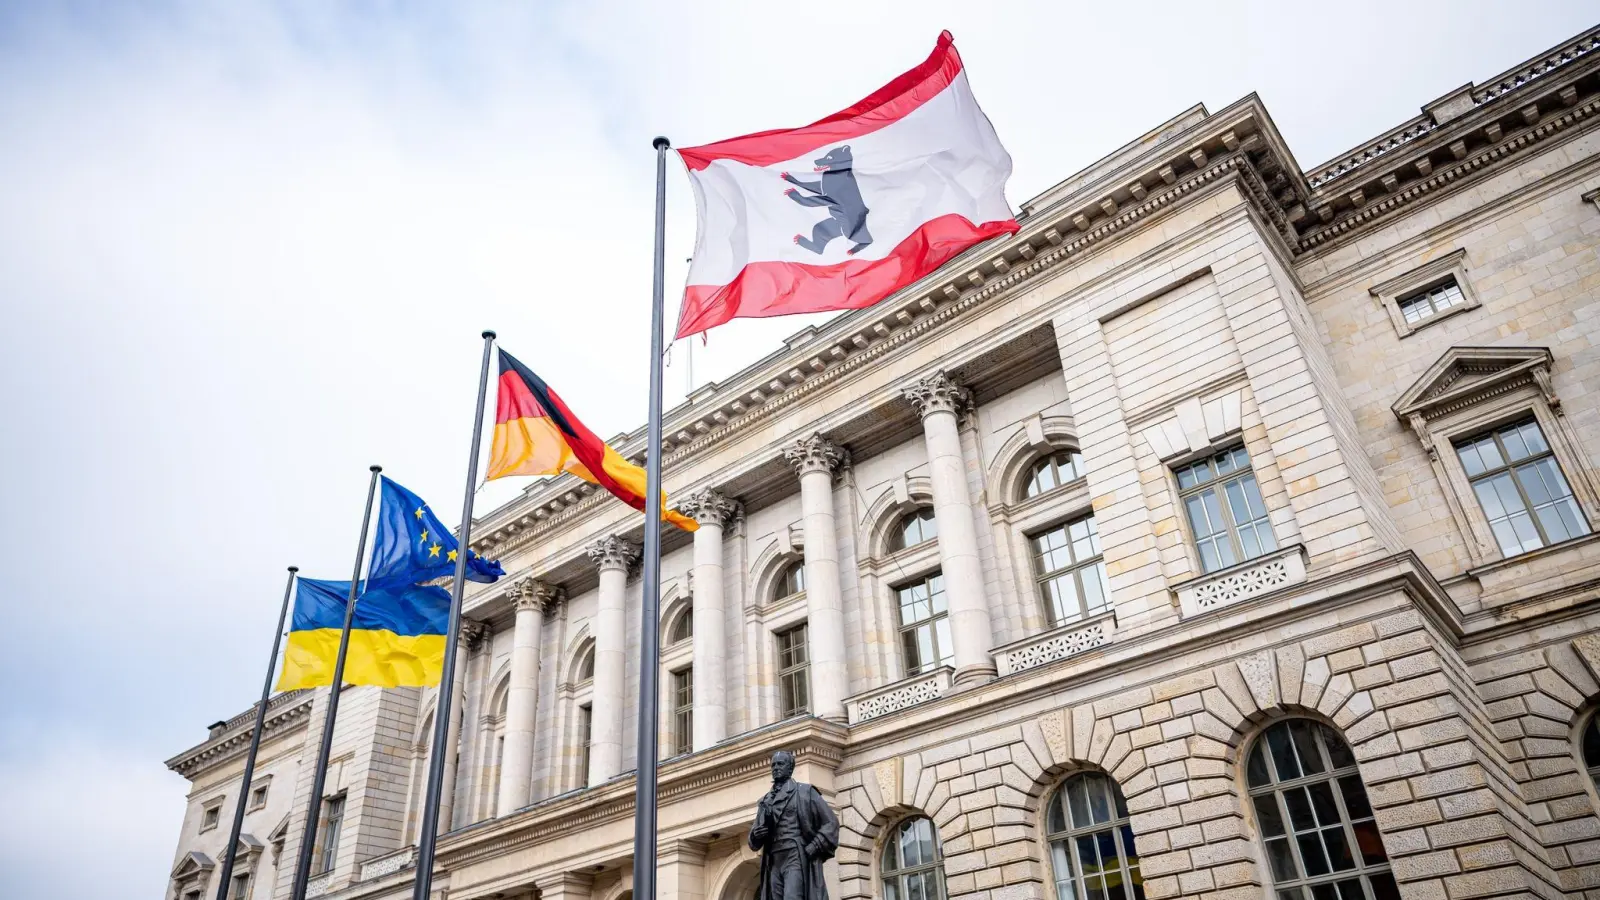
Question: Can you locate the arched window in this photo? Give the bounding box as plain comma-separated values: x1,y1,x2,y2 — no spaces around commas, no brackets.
1046,772,1143,900
881,816,945,900
1582,711,1600,796
576,641,596,683
776,560,806,601
1025,450,1085,499
889,508,939,552
667,606,693,645
1246,720,1397,900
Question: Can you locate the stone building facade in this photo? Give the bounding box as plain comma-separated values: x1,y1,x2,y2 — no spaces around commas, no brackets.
166,24,1600,900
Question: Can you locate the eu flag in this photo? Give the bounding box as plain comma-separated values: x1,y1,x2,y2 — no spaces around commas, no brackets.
368,477,504,589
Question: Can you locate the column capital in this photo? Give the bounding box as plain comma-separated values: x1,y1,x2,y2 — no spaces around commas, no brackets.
783,433,849,478
902,370,971,419
676,489,741,527
586,535,640,573
459,618,489,650
511,578,561,612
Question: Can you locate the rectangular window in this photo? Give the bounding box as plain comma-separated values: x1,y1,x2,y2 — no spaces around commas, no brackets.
776,623,810,718
1455,418,1590,557
231,874,251,900
249,784,269,810
671,669,694,756
895,573,952,675
1029,514,1111,626
1176,446,1277,574
314,794,345,875
577,703,592,783
200,803,222,832
1396,278,1467,325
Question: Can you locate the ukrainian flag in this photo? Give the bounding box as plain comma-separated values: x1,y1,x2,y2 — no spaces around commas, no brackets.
276,578,452,690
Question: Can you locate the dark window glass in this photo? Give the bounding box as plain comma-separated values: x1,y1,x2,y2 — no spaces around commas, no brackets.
776,623,810,718
777,561,806,600
1454,419,1590,557
1175,446,1277,573
668,607,693,645
671,668,693,756
890,508,939,552
1247,722,1391,900
315,794,345,875
576,642,595,682
1046,773,1145,900
882,817,946,900
1026,450,1085,498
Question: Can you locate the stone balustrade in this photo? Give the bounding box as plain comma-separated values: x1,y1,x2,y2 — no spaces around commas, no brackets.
844,667,952,724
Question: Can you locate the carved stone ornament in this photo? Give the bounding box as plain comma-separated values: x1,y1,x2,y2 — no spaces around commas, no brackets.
782,433,848,478
512,578,560,613
676,489,741,528
902,370,971,419
458,618,488,650
586,535,640,573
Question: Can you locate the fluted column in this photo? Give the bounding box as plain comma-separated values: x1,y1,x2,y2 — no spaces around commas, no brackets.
904,371,995,685
498,579,555,814
586,535,638,785
676,490,740,750
439,619,486,831
782,433,850,722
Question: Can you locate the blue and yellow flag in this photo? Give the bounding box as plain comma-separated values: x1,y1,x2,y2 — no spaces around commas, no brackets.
276,578,453,690
368,476,504,589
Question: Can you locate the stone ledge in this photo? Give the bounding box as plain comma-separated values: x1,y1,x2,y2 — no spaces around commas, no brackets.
1171,544,1308,619
992,613,1117,677
844,667,952,724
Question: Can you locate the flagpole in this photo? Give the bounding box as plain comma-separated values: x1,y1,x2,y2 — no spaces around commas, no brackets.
215,565,298,900
631,135,672,900
412,330,496,900
291,465,383,900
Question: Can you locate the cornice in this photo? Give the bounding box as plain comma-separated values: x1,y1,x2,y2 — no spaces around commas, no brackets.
165,693,315,777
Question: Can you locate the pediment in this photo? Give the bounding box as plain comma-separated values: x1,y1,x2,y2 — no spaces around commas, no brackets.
266,814,290,845
171,850,215,879
1392,346,1552,421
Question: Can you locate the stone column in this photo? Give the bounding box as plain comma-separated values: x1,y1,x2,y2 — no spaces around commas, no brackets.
586,535,637,786
439,619,486,831
677,489,740,750
535,872,594,900
658,839,709,900
497,579,555,815
782,433,851,722
903,371,995,685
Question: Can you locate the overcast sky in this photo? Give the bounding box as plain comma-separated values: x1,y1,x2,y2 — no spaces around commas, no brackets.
1,2,1594,897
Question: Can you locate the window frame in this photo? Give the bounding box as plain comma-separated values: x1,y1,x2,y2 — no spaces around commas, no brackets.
775,622,811,719
314,792,346,876
775,559,807,603
1027,513,1112,627
888,507,939,553
1579,709,1600,804
1044,772,1145,900
894,572,952,677
670,667,694,756
199,798,224,833
247,778,270,811
231,873,251,900
1367,249,1479,338
1452,416,1591,558
880,816,947,900
666,605,694,646
1022,448,1086,500
1174,445,1277,574
576,702,593,787
1244,720,1397,900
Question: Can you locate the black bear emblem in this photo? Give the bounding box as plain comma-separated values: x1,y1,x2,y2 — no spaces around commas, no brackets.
782,145,873,255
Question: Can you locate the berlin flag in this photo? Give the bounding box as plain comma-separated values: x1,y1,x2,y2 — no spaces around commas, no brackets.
674,31,1018,339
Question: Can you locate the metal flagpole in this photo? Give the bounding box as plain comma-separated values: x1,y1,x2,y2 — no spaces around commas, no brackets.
412,330,496,900
215,565,299,900
291,465,383,900
631,135,672,900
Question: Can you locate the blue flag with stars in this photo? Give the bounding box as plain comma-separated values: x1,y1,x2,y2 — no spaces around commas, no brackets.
368,476,504,589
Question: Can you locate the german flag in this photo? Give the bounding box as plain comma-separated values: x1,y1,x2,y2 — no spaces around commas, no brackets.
488,349,698,532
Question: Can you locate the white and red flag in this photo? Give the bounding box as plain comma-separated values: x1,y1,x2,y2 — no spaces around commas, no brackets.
674,31,1018,339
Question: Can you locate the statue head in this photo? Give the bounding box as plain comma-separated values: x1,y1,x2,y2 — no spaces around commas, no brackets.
771,750,796,783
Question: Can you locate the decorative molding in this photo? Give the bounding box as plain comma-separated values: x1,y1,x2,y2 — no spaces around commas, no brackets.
165,693,315,777
782,433,849,478
901,370,971,419
1368,248,1479,338
304,873,332,899
586,535,640,573
676,489,741,528
1173,544,1308,619
358,845,414,881
1392,346,1556,423
845,668,952,724
512,579,561,613
459,617,489,650
993,614,1115,677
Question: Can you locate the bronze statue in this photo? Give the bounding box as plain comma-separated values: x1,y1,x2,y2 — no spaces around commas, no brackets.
749,750,839,900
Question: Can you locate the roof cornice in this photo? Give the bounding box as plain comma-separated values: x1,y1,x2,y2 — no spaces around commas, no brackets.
165,691,314,778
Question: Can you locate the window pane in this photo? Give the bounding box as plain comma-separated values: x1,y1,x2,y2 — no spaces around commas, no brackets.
1290,721,1326,777
1322,726,1356,769
1284,787,1316,831
1268,724,1301,780
1368,874,1401,900
1352,821,1386,866
1297,833,1330,877
1254,795,1286,837
1337,776,1372,819
1247,744,1273,788
1068,777,1092,828
1323,826,1356,871
1266,837,1299,881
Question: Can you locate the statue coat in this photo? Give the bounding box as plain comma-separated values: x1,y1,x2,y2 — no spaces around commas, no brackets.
749,780,839,900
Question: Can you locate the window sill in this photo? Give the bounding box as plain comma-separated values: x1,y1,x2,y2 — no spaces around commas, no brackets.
1466,530,1600,607
991,612,1116,677
844,667,952,724
1170,544,1307,619
1395,297,1480,338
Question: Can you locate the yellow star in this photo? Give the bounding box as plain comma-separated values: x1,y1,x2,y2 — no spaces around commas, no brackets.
414,506,425,520
428,543,442,558
447,549,459,562
418,530,429,544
